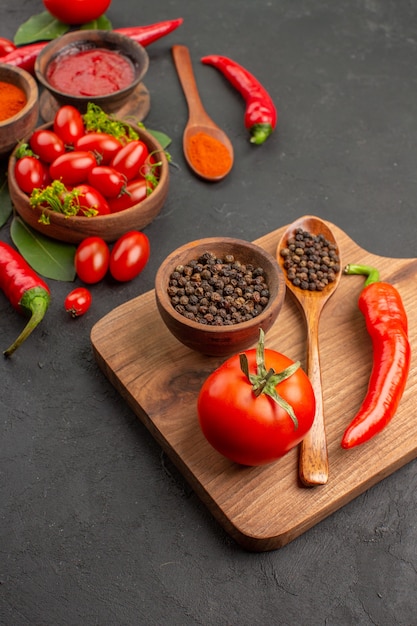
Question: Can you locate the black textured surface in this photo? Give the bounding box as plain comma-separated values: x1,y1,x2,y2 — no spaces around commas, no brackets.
1,1,417,625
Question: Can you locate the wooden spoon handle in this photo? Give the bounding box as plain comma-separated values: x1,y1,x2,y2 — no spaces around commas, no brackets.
172,45,210,125
299,318,329,486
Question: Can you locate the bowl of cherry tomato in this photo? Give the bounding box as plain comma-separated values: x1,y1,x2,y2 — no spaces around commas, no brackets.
0,63,39,157
7,104,169,243
155,237,286,356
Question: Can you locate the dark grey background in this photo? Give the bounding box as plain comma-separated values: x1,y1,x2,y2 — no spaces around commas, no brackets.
1,1,417,624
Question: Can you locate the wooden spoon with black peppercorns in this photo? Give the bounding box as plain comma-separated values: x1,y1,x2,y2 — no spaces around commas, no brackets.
276,215,342,487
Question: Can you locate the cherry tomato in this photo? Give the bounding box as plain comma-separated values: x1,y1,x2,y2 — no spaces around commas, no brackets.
75,133,123,164
110,140,149,181
43,0,111,25
29,128,66,163
0,37,16,57
74,236,110,284
50,151,97,186
53,105,85,145
197,338,316,466
73,184,110,216
64,287,92,318
108,178,149,213
109,231,150,282
14,156,49,193
88,166,127,198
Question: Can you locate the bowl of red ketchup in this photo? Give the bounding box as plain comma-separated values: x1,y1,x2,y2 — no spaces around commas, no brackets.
35,29,149,114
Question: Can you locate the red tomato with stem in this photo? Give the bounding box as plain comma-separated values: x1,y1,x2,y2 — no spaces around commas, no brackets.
88,165,127,198
73,184,110,216
0,37,16,56
64,287,92,318
108,178,150,213
43,0,111,25
14,156,49,193
75,133,123,164
53,105,85,145
109,231,150,282
50,151,97,186
75,236,110,284
29,128,66,163
110,140,149,181
197,332,316,466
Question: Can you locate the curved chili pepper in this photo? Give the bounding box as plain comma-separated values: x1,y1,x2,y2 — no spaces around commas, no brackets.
1,19,184,75
201,54,277,145
341,264,411,449
0,242,51,357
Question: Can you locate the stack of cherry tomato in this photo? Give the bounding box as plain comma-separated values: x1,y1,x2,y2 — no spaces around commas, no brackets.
14,104,159,216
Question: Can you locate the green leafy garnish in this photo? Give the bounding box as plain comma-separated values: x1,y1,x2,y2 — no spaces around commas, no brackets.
83,103,139,142
10,216,76,282
30,180,98,223
14,11,70,45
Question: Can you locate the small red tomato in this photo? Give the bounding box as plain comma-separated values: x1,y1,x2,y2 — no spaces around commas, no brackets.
14,156,48,193
75,236,110,284
64,287,92,318
108,178,150,213
109,231,150,282
75,133,123,164
88,166,127,198
53,105,85,145
110,140,149,181
43,0,111,25
29,128,66,163
197,337,316,466
50,151,97,186
73,184,110,216
0,37,16,57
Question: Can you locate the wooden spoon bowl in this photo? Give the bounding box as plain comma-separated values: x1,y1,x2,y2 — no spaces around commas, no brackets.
276,215,342,486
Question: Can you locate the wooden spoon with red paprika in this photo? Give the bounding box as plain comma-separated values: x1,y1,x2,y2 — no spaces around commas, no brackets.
172,45,234,182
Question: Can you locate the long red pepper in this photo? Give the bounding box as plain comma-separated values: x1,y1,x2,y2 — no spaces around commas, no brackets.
0,18,184,75
0,241,51,357
201,54,277,145
341,264,411,449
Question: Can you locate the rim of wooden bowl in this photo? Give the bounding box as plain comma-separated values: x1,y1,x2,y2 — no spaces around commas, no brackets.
8,122,169,243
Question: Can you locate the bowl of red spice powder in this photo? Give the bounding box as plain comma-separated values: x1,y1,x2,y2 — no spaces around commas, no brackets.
0,63,39,157
155,237,286,356
35,29,149,118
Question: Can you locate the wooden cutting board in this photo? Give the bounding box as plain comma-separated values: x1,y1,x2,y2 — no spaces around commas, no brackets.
90,220,417,551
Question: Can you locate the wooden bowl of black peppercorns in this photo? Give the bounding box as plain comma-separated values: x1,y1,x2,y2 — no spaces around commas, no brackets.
155,237,286,356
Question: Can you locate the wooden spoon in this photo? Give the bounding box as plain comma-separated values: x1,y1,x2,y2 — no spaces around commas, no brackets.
276,216,342,486
172,44,234,181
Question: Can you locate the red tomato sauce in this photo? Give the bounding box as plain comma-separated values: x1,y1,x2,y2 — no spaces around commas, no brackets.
46,48,135,96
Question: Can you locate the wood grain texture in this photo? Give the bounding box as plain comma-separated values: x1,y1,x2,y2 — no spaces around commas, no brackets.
90,220,417,551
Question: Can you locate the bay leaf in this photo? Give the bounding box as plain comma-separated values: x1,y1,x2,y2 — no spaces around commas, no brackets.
147,130,172,150
80,15,113,31
10,216,76,282
14,12,70,45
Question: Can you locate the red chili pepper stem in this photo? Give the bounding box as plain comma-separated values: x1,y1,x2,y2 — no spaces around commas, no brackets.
4,287,50,357
344,263,380,286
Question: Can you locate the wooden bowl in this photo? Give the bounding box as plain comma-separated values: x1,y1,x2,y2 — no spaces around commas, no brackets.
8,123,169,244
34,29,149,115
155,237,286,356
0,64,39,158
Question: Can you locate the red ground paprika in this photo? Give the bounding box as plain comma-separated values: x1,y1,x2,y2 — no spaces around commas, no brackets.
0,81,27,121
341,264,411,449
0,242,51,357
187,131,232,178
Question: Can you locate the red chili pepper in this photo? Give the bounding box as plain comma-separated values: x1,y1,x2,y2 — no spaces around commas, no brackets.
201,54,277,145
1,19,184,75
0,242,51,357
341,264,411,449
115,18,183,46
